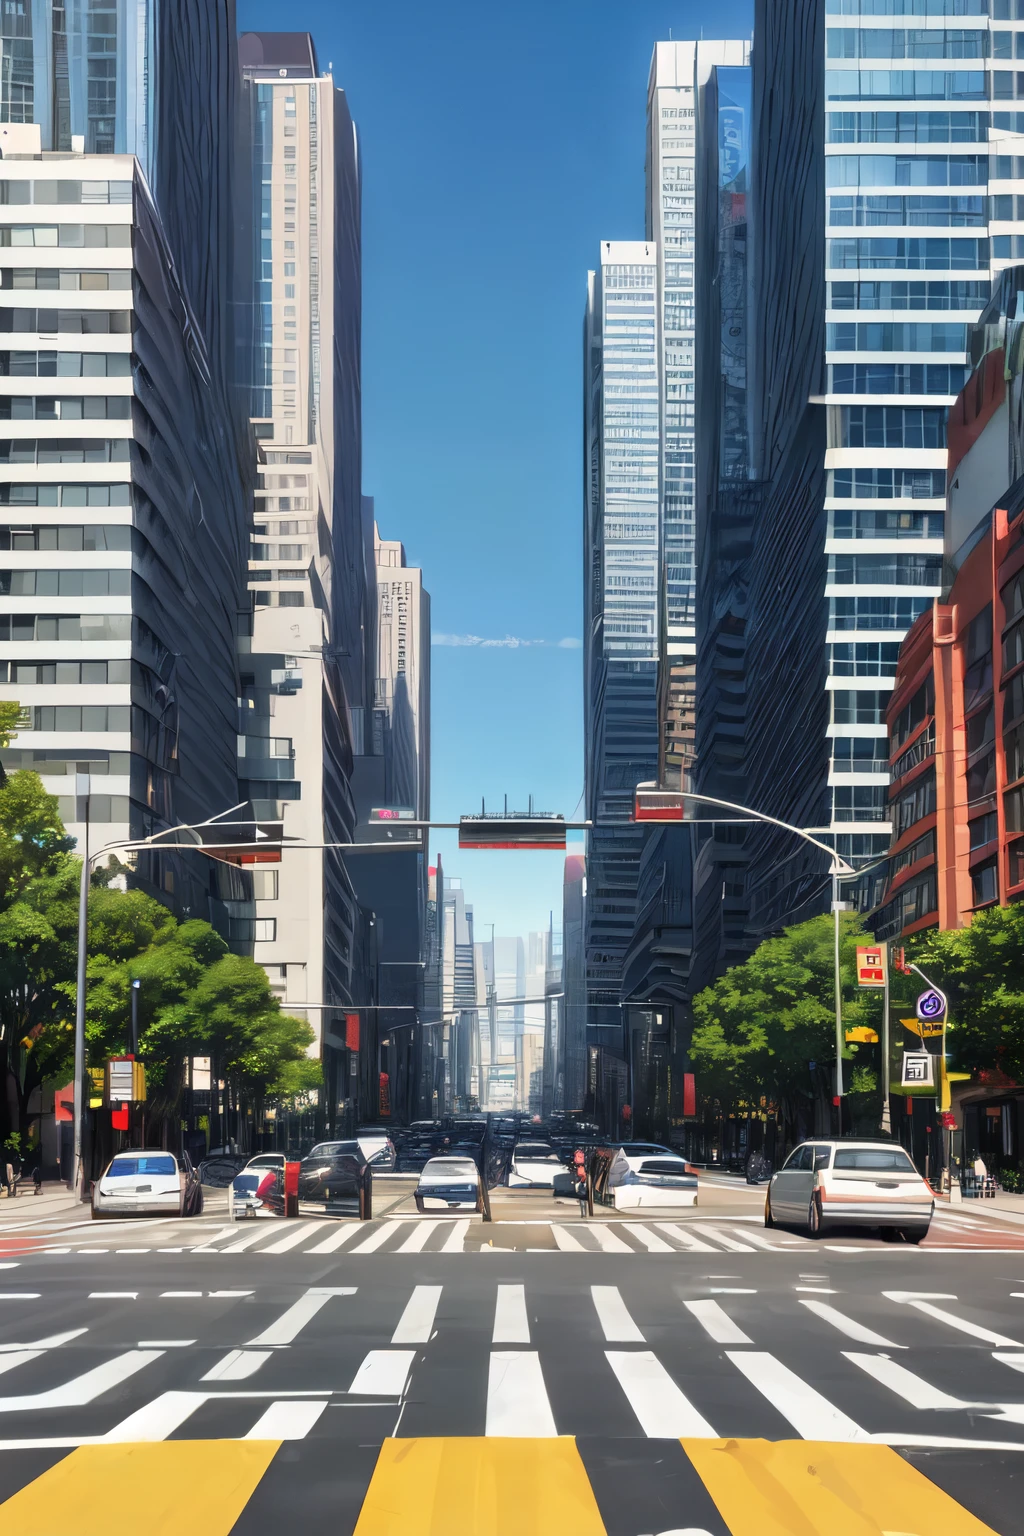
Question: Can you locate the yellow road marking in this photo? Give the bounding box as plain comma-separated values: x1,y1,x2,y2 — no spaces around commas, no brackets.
682,1439,1000,1536
0,1439,280,1533
353,1436,607,1535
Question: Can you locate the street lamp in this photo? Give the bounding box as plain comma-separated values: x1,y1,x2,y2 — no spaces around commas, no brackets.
634,784,855,1126
70,812,419,1197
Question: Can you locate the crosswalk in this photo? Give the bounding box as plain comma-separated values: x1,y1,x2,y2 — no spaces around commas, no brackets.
2,1203,1024,1264
0,1276,1020,1530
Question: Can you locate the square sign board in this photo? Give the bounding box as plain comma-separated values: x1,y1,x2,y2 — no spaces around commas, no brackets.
856,945,887,988
901,1052,935,1089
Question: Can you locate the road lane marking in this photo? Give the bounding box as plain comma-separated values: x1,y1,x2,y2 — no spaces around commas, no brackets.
88,1292,136,1299
190,1225,246,1253
201,1349,272,1382
352,1438,606,1535
684,1298,753,1346
441,1220,470,1253
587,1226,631,1254
620,1223,674,1252
0,1350,43,1377
843,1351,970,1410
255,1221,322,1255
655,1223,716,1253
799,1299,905,1348
683,1438,1004,1534
0,1439,280,1525
217,1226,276,1254
246,1287,356,1346
591,1285,645,1343
305,1223,363,1254
605,1349,716,1438
161,1290,202,1298
349,1350,415,1396
896,1297,1021,1348
395,1221,442,1254
349,1223,396,1255
103,1390,206,1441
726,1351,870,1441
551,1226,586,1251
493,1284,530,1344
738,1229,786,1251
0,1329,85,1352
486,1351,557,1436
0,1349,162,1412
691,1223,756,1253
392,1285,442,1344
138,1340,194,1348
209,1290,253,1298
244,1398,327,1438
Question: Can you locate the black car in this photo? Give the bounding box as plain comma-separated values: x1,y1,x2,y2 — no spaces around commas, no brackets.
298,1140,370,1215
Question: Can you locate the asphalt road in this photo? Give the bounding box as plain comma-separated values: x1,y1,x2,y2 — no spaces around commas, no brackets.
1,1183,1024,1531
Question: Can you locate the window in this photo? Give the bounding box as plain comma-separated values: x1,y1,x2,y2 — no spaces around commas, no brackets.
251,869,279,901
834,689,889,723
966,703,994,754
892,828,936,875
1004,670,1024,726
893,768,937,834
892,675,935,749
825,70,987,101
829,236,986,269
967,749,996,799
0,395,130,421
0,613,130,641
838,405,948,448
1003,568,1024,623
829,552,942,583
0,225,131,247
28,705,130,731
833,1148,917,1174
830,362,969,395
1005,720,1024,785
0,524,129,550
828,110,988,144
1,659,129,685
0,351,131,377
828,321,968,351
969,811,998,850
0,438,129,464
891,722,935,781
0,568,129,597
830,641,901,674
1003,615,1024,673
830,469,946,500
1006,784,1024,832
972,859,998,905
832,736,890,770
833,784,890,820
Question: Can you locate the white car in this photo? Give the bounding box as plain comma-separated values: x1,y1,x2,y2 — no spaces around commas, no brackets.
598,1145,698,1210
507,1141,562,1188
765,1139,934,1241
415,1156,482,1211
92,1150,202,1219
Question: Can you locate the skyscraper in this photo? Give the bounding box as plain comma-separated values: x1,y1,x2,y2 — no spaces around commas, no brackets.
237,34,369,1117
0,140,252,931
583,240,661,1089
646,40,750,789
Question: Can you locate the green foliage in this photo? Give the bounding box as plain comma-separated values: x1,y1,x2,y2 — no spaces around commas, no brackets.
0,700,21,752
907,904,1024,1078
690,912,883,1137
0,774,317,1142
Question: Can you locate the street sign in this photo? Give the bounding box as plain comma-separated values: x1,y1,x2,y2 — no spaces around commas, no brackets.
458,814,566,849
107,1057,146,1104
901,1052,935,1089
916,988,946,1023
845,1026,879,1043
633,784,686,822
855,945,887,988
901,1016,944,1040
370,807,415,821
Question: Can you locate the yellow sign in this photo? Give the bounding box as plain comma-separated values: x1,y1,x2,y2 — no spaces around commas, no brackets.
88,1067,104,1109
901,1016,944,1040
845,1027,879,1043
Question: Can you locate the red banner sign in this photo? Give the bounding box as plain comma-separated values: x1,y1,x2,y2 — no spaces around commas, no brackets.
345,1012,360,1052
379,1071,391,1117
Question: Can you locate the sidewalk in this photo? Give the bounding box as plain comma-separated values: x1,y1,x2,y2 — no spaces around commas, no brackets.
0,1182,82,1220
950,1187,1024,1227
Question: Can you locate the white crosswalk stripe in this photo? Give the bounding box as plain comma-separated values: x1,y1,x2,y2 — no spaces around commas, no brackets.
3,1282,1024,1451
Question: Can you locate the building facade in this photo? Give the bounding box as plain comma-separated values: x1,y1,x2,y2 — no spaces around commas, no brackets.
583,240,661,1105
237,34,369,1125
0,144,252,931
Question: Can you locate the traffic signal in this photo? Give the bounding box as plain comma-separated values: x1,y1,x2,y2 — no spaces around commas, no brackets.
458,815,566,849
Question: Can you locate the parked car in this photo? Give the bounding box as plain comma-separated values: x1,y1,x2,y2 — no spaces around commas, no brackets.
507,1140,563,1188
228,1167,283,1219
242,1152,287,1175
591,1145,698,1210
92,1149,202,1220
415,1156,483,1212
355,1128,397,1170
765,1139,934,1241
298,1140,370,1216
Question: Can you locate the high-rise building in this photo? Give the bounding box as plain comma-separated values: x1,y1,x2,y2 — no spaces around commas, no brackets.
646,40,750,788
560,853,587,1113
583,240,661,1081
237,34,369,1118
443,876,477,1110
373,523,431,818
0,139,252,931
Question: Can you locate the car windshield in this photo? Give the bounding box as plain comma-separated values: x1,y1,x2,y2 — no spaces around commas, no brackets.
308,1142,360,1159
107,1155,176,1178
232,1174,261,1192
422,1158,477,1178
514,1144,559,1161
833,1148,918,1173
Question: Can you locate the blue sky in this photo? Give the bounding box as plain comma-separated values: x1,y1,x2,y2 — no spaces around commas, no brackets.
238,0,754,938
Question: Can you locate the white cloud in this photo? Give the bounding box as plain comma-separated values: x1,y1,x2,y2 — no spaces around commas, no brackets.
432,633,582,650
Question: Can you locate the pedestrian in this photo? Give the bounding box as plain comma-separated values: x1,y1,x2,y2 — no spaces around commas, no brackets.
3,1161,12,1198
32,1165,42,1196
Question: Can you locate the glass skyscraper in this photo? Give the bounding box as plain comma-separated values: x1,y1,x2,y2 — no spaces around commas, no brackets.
583,240,661,1061
822,3,1020,870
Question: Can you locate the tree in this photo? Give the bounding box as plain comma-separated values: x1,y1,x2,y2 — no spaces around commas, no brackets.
690,912,884,1144
908,905,1024,1079
0,772,316,1154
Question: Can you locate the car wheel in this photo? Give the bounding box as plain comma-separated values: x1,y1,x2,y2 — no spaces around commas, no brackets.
764,1193,775,1228
807,1195,823,1237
